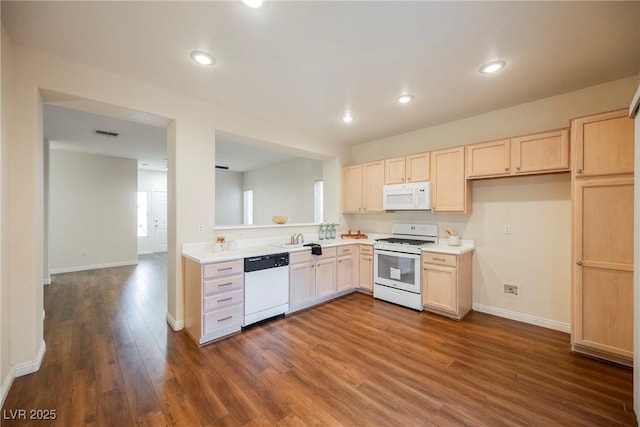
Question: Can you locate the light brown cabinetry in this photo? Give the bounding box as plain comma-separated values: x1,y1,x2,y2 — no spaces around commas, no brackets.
430,146,470,213
466,129,569,179
337,245,357,292
183,257,244,345
342,161,384,213
385,153,430,184
571,109,634,366
422,251,472,320
289,247,337,312
358,244,373,291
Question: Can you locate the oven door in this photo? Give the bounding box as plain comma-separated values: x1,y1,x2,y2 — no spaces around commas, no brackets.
374,249,421,293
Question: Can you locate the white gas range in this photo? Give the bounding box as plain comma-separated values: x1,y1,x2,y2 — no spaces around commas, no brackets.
373,223,438,311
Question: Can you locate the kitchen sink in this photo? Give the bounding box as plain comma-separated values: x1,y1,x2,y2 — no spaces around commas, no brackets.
270,242,305,249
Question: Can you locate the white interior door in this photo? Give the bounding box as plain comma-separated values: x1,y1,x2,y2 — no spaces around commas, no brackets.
152,191,168,253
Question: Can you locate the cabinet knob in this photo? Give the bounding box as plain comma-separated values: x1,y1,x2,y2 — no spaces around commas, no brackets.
504,167,509,172
576,260,583,266
516,166,520,171
577,169,583,174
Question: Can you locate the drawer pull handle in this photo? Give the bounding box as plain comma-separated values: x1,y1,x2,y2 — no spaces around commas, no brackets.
576,260,583,266
433,257,446,262
218,297,233,303
218,316,233,322
218,282,233,287
218,267,233,272
576,169,583,174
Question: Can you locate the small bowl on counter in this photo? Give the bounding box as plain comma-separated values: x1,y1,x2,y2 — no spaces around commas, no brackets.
272,216,288,225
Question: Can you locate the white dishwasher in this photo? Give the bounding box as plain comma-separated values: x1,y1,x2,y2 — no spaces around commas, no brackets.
243,252,290,327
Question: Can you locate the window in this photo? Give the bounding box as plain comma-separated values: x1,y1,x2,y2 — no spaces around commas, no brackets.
314,180,324,223
243,190,254,225
137,191,148,237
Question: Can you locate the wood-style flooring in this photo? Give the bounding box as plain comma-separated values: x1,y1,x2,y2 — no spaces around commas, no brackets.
2,254,636,426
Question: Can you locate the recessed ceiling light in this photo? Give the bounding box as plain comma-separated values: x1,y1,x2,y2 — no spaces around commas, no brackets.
243,0,264,8
397,94,414,104
342,114,354,123
190,51,215,66
480,61,506,74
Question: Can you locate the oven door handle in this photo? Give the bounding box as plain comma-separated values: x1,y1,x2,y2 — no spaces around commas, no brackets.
374,249,421,260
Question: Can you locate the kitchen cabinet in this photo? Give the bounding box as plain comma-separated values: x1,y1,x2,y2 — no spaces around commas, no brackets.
430,146,470,213
572,109,634,177
342,161,384,213
289,247,337,312
358,244,373,292
466,129,569,179
336,244,357,292
511,129,569,175
422,251,472,320
384,153,430,184
183,257,244,345
465,139,511,178
571,109,634,366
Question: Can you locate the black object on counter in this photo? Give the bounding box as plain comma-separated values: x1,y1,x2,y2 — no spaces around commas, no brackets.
303,243,322,256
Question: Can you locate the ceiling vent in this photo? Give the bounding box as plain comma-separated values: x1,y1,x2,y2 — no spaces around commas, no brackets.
94,129,119,137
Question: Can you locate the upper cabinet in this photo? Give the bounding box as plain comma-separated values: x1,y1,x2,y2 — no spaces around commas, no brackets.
385,153,430,184
430,147,470,213
571,109,634,177
465,139,511,178
466,129,569,179
342,161,384,213
512,129,569,175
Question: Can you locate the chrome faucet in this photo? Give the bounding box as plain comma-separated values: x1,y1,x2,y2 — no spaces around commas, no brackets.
290,233,304,244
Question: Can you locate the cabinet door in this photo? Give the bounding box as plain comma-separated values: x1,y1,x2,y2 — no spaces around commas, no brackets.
290,262,316,308
512,129,569,174
422,264,458,314
363,161,384,212
315,258,337,298
337,255,355,292
572,109,634,177
572,177,634,363
465,139,511,179
406,153,430,182
384,157,406,184
358,254,373,291
342,165,363,213
431,147,469,213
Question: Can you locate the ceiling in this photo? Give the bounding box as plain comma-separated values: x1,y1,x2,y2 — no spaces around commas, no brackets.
4,1,640,165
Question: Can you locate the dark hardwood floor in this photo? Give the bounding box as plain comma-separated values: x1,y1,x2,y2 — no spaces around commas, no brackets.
2,254,636,426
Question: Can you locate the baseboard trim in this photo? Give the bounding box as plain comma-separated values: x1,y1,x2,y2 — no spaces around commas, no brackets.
50,260,138,275
166,312,184,331
14,340,46,377
138,250,153,255
472,303,570,333
43,276,51,285
0,367,15,408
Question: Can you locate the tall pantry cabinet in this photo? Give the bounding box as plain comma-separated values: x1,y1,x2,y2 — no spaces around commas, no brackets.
571,109,635,366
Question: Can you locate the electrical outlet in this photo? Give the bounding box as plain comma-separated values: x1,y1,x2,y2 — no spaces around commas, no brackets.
504,284,519,296
198,224,204,232
503,224,511,234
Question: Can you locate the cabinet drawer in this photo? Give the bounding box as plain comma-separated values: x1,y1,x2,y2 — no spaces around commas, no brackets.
318,247,336,259
290,250,314,264
203,289,243,312
359,244,373,255
203,274,244,296
336,245,355,257
203,260,243,279
423,252,457,267
203,305,243,335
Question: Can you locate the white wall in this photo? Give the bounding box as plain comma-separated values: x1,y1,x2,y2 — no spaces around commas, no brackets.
215,169,243,225
346,76,638,331
242,157,322,225
137,169,168,254
49,150,137,273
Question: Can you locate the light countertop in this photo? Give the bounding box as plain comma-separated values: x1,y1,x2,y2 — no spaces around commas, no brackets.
182,234,474,264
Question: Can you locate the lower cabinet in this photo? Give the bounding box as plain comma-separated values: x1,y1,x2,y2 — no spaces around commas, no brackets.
183,257,245,345
358,244,373,291
422,251,472,320
289,247,337,312
336,244,357,292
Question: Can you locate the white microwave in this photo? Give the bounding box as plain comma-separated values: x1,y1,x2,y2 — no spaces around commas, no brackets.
383,182,432,211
